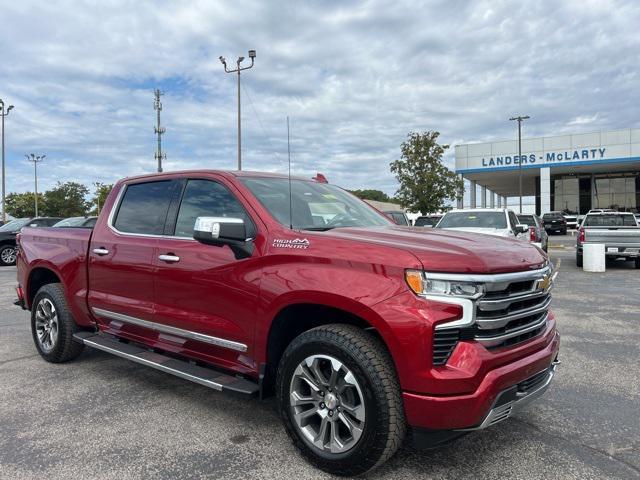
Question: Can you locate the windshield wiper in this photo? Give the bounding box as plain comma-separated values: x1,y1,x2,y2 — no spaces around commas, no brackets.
300,226,336,231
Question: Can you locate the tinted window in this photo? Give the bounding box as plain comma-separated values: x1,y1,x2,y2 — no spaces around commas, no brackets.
114,181,175,235
437,212,507,229
508,211,520,230
29,218,62,227
415,216,440,227
174,180,251,237
0,218,31,232
583,214,638,227
388,212,408,225
83,217,98,228
517,215,535,226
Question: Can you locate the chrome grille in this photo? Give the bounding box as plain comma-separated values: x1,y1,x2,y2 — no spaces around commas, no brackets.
432,266,553,365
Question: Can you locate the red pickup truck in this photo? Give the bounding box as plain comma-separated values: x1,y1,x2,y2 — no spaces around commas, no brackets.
16,170,560,475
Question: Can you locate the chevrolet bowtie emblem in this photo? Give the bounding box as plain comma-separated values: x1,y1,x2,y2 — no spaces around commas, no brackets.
536,274,552,292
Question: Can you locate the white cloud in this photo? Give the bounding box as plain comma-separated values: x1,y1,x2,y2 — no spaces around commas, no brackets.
0,0,638,197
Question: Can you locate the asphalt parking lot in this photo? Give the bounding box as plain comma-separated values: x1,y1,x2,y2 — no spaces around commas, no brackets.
1,251,639,480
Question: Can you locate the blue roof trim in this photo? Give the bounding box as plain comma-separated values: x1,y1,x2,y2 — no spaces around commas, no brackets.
456,156,640,174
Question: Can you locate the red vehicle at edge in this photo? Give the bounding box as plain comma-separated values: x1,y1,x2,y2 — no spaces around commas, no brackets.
16,170,560,475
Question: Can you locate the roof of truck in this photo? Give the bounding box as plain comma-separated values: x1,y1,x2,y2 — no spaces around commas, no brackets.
119,169,316,183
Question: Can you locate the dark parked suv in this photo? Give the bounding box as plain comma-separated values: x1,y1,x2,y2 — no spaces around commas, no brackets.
542,211,567,235
0,217,62,266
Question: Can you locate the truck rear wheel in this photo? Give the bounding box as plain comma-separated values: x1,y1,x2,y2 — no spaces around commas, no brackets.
31,283,84,363
276,324,405,476
576,253,583,268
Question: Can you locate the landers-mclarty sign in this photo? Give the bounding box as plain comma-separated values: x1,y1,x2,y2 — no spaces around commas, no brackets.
481,147,606,167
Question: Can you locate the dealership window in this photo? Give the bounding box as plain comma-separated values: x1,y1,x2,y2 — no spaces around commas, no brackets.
551,176,579,214
594,173,638,212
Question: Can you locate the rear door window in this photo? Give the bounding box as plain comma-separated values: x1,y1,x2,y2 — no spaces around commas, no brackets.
507,212,520,230
113,181,176,235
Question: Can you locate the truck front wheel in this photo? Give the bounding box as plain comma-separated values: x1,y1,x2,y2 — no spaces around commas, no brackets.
276,324,405,476
31,283,84,363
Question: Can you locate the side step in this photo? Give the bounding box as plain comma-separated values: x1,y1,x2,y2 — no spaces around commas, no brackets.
73,332,259,396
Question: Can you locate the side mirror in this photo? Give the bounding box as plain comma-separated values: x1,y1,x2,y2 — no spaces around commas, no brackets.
193,217,254,259
515,224,528,234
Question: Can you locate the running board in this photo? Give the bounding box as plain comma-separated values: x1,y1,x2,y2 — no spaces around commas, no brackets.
73,332,259,396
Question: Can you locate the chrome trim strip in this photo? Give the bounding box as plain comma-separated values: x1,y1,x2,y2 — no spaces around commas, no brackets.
474,312,548,347
425,265,550,283
80,336,224,392
457,362,557,431
92,307,248,352
477,290,548,310
475,296,552,329
432,296,476,330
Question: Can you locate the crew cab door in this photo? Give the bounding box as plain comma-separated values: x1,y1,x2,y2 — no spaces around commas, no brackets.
151,176,262,369
88,179,179,329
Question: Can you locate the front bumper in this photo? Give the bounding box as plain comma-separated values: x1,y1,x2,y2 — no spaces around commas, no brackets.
403,329,560,431
457,359,559,431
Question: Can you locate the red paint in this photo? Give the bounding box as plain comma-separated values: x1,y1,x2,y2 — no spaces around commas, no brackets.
16,169,558,432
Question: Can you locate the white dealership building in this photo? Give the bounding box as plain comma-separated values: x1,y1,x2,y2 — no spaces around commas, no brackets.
455,128,640,216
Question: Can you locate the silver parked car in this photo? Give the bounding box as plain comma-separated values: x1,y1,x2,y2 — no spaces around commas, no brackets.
517,214,549,252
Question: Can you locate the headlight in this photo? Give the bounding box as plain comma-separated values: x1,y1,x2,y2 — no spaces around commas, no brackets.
405,270,484,298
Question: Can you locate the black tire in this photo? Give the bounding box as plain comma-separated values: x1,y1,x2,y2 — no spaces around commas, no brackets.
576,253,583,268
276,324,405,476
635,258,640,269
31,283,84,363
561,229,567,235
0,244,16,266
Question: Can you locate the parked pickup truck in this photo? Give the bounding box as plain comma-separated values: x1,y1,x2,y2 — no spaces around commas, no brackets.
576,212,640,268
16,170,560,475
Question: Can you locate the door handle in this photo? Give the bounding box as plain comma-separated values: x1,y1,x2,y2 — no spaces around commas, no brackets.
93,248,109,256
159,254,180,263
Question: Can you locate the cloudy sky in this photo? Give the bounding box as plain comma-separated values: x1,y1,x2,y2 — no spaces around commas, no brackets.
1,0,638,199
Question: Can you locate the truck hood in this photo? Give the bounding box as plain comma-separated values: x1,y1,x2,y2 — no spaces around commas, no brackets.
320,225,546,274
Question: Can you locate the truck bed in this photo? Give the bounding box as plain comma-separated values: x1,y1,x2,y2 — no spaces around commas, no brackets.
17,226,93,325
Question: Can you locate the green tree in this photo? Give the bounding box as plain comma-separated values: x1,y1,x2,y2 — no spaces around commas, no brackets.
390,131,464,214
91,182,114,215
42,182,90,217
5,192,45,218
348,189,391,202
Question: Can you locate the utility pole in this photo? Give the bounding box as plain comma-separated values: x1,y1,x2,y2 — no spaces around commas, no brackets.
0,99,14,222
219,49,257,171
26,154,45,217
154,89,166,173
509,115,530,214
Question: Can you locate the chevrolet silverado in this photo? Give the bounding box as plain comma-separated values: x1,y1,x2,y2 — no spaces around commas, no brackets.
16,170,560,475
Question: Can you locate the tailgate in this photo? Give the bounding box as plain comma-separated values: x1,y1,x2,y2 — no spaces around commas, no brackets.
584,227,640,246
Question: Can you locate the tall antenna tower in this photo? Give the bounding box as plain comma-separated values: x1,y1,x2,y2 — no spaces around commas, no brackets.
154,89,166,173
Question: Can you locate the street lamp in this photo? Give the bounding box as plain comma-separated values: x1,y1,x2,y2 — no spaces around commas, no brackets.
219,49,257,171
26,154,45,217
509,115,530,214
0,99,14,222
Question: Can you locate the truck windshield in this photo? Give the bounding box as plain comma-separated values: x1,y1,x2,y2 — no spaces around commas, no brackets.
241,177,392,230
436,212,507,229
583,214,637,227
0,218,30,232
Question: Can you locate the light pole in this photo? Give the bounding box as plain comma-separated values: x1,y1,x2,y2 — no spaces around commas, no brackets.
26,154,45,217
509,115,530,214
219,49,256,171
0,99,14,222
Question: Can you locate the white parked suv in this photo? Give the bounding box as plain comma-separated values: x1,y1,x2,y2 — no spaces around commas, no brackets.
435,208,530,242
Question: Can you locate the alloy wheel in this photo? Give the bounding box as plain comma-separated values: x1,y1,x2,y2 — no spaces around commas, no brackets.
289,354,366,454
34,298,58,353
1,247,16,264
